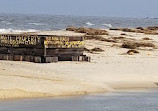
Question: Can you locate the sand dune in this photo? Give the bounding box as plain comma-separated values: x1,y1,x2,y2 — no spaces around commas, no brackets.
0,29,158,100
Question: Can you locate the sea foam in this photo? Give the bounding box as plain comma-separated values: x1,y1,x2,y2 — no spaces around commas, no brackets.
102,24,112,28
0,28,39,33
86,22,95,26
29,23,45,26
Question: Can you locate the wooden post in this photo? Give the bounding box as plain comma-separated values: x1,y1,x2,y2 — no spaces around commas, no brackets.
72,56,79,61
8,55,14,61
34,56,42,63
45,57,58,63
0,54,3,60
3,54,9,60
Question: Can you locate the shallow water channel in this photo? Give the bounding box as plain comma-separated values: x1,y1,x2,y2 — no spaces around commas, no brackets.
0,90,158,111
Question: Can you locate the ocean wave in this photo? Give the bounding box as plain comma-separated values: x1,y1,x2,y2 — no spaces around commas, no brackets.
1,21,7,23
86,22,95,26
28,23,45,26
150,17,158,19
1,21,12,25
0,29,39,33
102,24,112,28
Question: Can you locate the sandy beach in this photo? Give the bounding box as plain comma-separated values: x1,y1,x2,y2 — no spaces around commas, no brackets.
0,28,158,100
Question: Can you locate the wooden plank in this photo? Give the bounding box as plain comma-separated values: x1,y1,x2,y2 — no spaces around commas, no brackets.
0,54,4,60
0,47,8,54
8,55,14,61
24,56,34,62
72,56,79,61
87,56,91,62
45,57,58,63
46,48,84,56
71,55,91,62
3,54,9,60
13,55,23,61
5,48,44,56
34,56,42,63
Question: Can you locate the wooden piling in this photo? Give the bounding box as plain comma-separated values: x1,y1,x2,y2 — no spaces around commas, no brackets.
14,55,23,61
45,57,58,63
34,56,42,63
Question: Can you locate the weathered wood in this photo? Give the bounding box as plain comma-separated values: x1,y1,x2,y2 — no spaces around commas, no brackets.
46,48,83,56
45,57,58,63
85,56,91,62
34,56,42,63
8,54,14,61
72,56,79,61
25,56,34,62
3,54,9,60
13,55,23,61
0,32,90,63
71,55,91,62
6,48,44,56
0,54,3,60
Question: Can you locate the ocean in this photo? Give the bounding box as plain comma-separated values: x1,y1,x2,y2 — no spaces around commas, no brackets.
0,13,158,33
0,90,158,111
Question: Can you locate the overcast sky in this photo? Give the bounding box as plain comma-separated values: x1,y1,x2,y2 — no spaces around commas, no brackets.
0,0,157,17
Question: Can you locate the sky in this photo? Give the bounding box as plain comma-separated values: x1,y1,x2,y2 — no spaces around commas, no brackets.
0,0,158,17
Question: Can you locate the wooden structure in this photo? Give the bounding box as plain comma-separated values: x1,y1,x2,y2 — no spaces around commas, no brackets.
0,31,90,63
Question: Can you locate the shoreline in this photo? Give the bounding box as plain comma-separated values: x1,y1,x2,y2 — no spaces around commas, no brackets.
0,87,158,101
0,28,158,100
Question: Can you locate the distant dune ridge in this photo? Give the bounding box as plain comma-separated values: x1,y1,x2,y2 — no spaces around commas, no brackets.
0,27,158,100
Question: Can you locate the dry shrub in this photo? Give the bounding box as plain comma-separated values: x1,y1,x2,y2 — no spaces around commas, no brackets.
135,27,158,35
122,41,155,49
66,27,76,31
91,47,104,52
122,28,135,32
66,27,108,35
111,44,120,47
109,28,121,30
155,82,158,86
147,26,158,30
134,27,158,35
85,35,117,43
84,48,91,52
143,31,158,35
110,27,158,35
113,27,157,35
120,28,144,33
84,47,104,53
127,49,139,55
86,28,108,35
136,27,144,30
142,37,152,40
136,42,155,48
75,27,88,33
112,36,126,40
102,38,117,43
122,42,138,49
120,33,127,36
84,47,93,53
